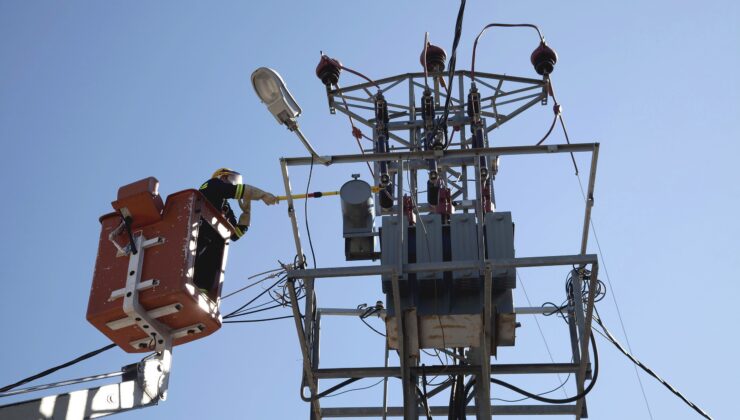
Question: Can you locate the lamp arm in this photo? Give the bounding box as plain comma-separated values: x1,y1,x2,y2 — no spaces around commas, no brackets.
291,125,331,165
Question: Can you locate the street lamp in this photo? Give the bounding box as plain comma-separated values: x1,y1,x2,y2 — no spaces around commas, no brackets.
251,67,330,165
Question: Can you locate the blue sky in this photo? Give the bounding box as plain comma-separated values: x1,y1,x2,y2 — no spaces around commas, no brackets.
1,1,738,419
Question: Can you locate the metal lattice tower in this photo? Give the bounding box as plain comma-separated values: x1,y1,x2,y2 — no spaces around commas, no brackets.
278,65,601,419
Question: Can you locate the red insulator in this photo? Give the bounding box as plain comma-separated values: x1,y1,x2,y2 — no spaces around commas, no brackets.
420,43,447,73
434,187,454,217
482,179,493,213
316,55,342,86
530,42,558,76
403,195,416,226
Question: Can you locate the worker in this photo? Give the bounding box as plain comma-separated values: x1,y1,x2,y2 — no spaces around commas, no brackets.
194,168,277,295
199,168,278,239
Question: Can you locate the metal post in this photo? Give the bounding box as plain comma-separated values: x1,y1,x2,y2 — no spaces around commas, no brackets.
475,265,493,419
279,158,306,266
579,143,600,255
575,262,599,419
287,280,322,420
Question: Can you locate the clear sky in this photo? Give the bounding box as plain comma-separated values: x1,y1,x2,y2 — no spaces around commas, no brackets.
1,1,738,419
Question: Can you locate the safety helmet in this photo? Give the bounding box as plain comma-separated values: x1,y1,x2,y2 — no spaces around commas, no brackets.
212,168,243,185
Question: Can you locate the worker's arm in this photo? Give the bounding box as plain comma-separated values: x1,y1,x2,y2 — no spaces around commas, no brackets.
241,184,278,205
221,204,249,241
200,179,276,204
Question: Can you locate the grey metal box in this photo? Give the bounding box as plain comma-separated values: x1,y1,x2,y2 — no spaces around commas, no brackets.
380,216,408,282
415,214,443,280
484,211,516,289
450,213,479,280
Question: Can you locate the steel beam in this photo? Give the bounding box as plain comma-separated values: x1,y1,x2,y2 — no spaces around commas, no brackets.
287,281,321,420
331,70,544,97
580,143,600,255
575,262,599,419
282,143,598,166
314,363,580,379
287,255,598,280
320,404,578,417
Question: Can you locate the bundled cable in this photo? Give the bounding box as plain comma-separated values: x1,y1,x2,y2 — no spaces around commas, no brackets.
433,0,466,150
222,267,304,324
543,267,714,418
357,303,386,337
0,344,116,393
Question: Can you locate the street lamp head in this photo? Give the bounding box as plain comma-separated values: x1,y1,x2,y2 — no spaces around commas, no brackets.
251,67,302,128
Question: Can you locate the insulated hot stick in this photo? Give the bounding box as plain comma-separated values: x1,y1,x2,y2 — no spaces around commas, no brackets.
276,186,381,203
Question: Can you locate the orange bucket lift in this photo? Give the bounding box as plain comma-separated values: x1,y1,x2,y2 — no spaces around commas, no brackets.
87,177,236,353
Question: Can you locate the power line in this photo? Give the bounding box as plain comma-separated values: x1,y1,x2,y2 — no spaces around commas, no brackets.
0,344,116,393
223,275,288,319
221,269,286,300
550,76,654,418
575,173,654,419
322,379,385,399
305,156,317,269
223,315,296,324
491,374,571,403
593,308,713,420
517,271,568,398
490,334,598,404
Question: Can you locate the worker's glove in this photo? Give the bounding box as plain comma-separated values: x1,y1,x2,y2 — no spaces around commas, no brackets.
261,193,278,205
244,184,278,206
230,224,248,241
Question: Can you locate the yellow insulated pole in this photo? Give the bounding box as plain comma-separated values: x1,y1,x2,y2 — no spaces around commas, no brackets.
277,186,380,202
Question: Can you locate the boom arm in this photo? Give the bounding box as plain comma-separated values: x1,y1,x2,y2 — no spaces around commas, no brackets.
0,353,171,420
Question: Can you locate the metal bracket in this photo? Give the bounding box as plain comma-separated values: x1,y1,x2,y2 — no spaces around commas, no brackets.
106,302,182,331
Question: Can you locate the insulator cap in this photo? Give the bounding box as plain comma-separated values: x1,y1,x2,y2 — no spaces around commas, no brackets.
316,55,342,86
420,43,447,73
531,42,558,75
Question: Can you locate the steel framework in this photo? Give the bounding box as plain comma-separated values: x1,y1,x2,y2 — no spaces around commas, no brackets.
278,70,600,419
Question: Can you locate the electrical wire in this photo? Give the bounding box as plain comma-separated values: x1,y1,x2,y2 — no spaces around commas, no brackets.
545,74,653,414
322,54,380,90
0,343,116,393
404,160,451,366
223,275,287,319
471,23,544,82
223,315,297,324
305,156,317,269
417,373,434,420
434,0,466,150
488,334,598,404
321,378,386,399
335,87,375,178
535,110,559,146
543,79,579,174
422,32,430,90
358,305,386,337
593,308,713,420
517,271,569,398
221,269,286,300
491,374,572,403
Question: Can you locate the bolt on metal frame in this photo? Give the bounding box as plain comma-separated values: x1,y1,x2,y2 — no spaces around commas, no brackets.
278,70,600,419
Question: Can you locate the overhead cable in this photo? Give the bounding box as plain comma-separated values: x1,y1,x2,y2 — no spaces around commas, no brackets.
0,343,116,393
594,310,713,420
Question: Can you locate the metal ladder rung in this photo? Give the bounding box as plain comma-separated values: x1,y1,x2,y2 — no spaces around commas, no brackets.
128,323,205,350
106,302,182,331
109,279,159,301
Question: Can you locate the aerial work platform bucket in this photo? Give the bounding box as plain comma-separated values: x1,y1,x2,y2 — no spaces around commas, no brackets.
87,177,236,353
